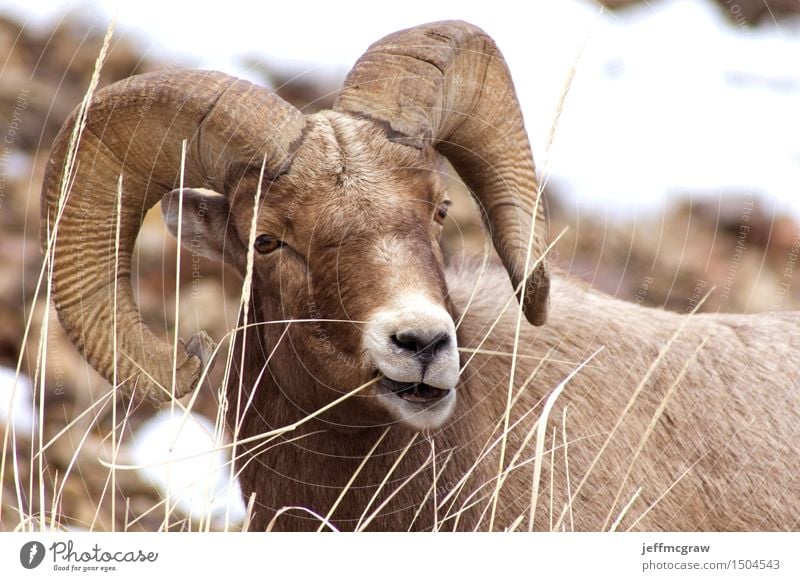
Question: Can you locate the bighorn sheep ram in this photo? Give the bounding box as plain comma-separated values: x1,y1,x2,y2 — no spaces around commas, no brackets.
42,21,800,531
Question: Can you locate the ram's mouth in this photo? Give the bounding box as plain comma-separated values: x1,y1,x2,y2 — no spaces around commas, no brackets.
379,378,451,404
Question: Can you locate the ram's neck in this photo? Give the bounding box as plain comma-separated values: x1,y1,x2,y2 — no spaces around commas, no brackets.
223,293,472,531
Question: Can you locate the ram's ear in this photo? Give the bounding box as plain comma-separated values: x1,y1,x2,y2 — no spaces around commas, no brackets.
160,188,248,273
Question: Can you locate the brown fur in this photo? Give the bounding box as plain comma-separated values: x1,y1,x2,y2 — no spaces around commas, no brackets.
177,112,800,531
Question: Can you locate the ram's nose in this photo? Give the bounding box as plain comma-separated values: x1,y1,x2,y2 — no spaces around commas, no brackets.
391,330,450,366
363,295,460,391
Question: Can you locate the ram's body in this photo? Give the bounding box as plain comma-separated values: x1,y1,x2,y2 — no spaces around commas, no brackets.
234,262,800,531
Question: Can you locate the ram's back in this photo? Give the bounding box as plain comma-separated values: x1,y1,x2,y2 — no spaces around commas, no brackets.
445,262,800,530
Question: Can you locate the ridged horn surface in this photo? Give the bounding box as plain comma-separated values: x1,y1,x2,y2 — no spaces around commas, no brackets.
335,21,549,325
41,70,305,400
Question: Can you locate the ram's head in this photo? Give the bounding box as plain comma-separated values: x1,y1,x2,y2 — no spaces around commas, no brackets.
41,21,549,431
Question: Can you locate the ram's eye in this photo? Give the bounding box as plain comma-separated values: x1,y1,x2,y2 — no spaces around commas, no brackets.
254,234,283,254
435,200,451,224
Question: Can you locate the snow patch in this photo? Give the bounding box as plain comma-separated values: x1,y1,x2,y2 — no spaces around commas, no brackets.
131,412,246,526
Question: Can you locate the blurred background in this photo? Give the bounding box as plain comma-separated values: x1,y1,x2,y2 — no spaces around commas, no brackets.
0,0,798,531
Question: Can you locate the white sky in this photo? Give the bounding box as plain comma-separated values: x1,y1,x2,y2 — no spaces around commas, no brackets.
5,0,800,217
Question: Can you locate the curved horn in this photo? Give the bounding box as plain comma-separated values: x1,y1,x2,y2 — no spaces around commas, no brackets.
334,21,549,325
41,70,305,401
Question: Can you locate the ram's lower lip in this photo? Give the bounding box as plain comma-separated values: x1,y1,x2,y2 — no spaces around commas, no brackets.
378,378,451,404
